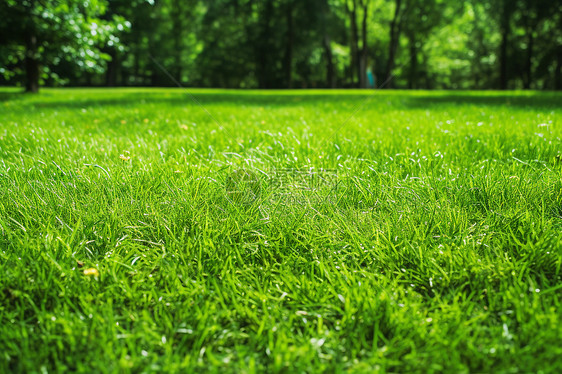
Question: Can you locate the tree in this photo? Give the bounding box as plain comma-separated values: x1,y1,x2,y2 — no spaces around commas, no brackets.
319,0,337,88
283,0,295,88
512,0,560,89
497,0,515,89
2,0,561,90
466,0,497,89
358,0,371,88
385,0,408,88
402,0,447,89
344,0,371,88
0,0,128,92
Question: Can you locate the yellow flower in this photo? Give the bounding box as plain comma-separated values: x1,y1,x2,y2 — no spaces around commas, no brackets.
84,268,99,277
119,154,131,161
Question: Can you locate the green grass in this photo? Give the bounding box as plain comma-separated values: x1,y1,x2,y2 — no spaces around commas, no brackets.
1,88,561,373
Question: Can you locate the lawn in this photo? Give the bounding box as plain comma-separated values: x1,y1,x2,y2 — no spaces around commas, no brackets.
1,88,561,373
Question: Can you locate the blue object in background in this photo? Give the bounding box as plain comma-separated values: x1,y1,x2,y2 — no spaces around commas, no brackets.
367,69,375,88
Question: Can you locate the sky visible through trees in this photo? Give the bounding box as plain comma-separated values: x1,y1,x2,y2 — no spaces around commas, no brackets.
1,0,561,92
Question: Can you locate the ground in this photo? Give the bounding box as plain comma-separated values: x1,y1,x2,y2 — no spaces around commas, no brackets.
0,88,561,373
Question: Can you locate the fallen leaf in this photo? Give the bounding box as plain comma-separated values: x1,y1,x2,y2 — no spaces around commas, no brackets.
84,268,99,277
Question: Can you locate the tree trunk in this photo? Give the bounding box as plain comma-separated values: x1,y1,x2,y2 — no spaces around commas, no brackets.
133,39,140,85
25,32,40,93
358,0,369,88
524,28,533,89
348,0,359,88
105,50,118,86
499,0,510,90
323,35,336,88
284,1,294,88
554,46,562,90
407,34,417,89
499,30,508,89
385,0,402,89
256,0,274,88
172,0,183,82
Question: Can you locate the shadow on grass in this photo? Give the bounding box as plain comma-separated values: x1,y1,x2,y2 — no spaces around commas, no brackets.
17,93,374,111
4,90,562,112
405,92,562,110
0,91,26,102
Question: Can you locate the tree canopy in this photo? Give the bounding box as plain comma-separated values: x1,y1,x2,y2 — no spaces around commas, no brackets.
1,0,561,91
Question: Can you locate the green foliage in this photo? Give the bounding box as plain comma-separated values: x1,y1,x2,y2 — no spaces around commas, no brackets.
0,0,129,88
2,0,562,90
1,88,562,371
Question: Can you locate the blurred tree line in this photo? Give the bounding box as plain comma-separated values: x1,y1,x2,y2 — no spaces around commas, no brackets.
1,0,561,92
